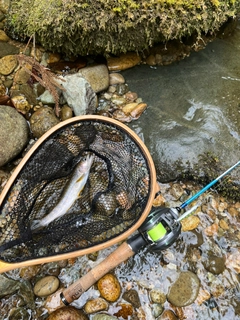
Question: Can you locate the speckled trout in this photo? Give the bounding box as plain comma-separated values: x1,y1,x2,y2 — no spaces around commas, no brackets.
31,154,94,231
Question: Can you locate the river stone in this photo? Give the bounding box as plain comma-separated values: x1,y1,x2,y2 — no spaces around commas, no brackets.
107,52,141,71
0,105,29,166
167,271,200,307
78,64,109,93
8,307,29,320
33,275,59,297
0,55,18,75
149,289,166,304
181,215,201,232
0,42,19,58
11,95,31,114
84,297,108,314
109,73,125,85
122,289,141,308
0,29,9,41
97,273,121,302
92,315,118,320
46,306,88,320
0,274,20,298
29,106,60,138
158,309,178,320
57,74,97,116
203,254,225,275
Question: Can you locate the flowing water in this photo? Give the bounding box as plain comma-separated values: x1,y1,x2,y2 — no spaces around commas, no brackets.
122,20,240,183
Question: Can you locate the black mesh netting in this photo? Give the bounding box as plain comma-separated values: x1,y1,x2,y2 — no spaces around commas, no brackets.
0,119,152,263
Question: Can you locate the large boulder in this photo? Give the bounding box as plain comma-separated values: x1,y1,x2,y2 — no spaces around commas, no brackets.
5,0,240,57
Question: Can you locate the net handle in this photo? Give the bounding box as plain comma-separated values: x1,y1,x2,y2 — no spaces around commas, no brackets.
45,242,134,313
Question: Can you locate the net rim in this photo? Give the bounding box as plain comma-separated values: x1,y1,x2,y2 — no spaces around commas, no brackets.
0,115,157,272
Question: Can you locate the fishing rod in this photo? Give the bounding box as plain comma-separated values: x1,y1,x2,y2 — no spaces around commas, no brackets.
47,161,240,311
136,160,240,252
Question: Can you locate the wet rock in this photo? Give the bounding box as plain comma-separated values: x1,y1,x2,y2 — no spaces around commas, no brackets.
181,215,200,232
170,184,185,200
8,307,30,320
92,315,117,320
11,95,31,114
107,53,141,72
167,271,200,307
78,64,109,93
97,273,121,302
29,106,60,138
112,109,132,122
181,230,203,248
203,254,225,274
0,274,20,298
125,91,138,101
0,42,19,58
84,298,108,314
116,83,129,95
152,303,164,318
57,74,97,116
109,73,125,85
122,289,141,308
0,55,18,75
113,303,133,319
122,102,138,115
18,280,35,309
204,223,218,236
19,265,42,280
225,249,240,273
0,29,9,41
149,289,166,304
33,275,59,297
60,105,73,121
130,102,147,119
0,105,29,166
158,309,178,320
11,83,38,106
39,89,56,105
46,306,89,320
13,66,31,85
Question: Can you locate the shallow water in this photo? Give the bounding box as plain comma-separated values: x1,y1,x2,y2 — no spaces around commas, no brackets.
122,21,240,182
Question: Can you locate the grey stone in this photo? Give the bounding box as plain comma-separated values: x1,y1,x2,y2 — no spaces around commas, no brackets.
0,105,29,166
57,74,97,116
0,42,19,58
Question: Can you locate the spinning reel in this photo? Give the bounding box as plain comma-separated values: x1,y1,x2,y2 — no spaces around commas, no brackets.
128,161,240,254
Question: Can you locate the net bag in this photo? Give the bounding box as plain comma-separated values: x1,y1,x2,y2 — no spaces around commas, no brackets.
0,116,156,267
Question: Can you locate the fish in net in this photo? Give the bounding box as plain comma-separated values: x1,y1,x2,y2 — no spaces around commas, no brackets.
0,119,152,263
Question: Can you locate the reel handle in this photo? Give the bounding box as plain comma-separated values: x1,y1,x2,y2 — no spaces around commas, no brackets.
45,242,135,313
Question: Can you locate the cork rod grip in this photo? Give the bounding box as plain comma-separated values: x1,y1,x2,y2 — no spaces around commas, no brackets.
63,242,134,304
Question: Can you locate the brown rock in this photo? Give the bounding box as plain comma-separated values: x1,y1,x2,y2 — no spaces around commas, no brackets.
158,309,178,320
0,30,10,42
181,215,200,232
109,72,125,85
30,106,60,138
84,297,108,314
46,306,88,320
0,55,18,75
11,95,31,114
130,102,147,119
114,303,133,319
78,64,109,93
97,273,121,302
107,52,141,71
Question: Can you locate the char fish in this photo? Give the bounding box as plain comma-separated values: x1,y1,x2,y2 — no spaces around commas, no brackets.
31,154,94,231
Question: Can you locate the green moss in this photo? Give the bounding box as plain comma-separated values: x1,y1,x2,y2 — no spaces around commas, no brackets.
5,0,240,56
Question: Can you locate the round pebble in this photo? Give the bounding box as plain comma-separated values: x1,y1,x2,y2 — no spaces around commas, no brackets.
84,297,108,314
0,55,18,75
167,271,200,307
46,306,88,320
33,275,59,297
97,273,121,302
30,106,60,138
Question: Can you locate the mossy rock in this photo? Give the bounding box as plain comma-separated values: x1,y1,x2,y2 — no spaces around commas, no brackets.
5,0,240,57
